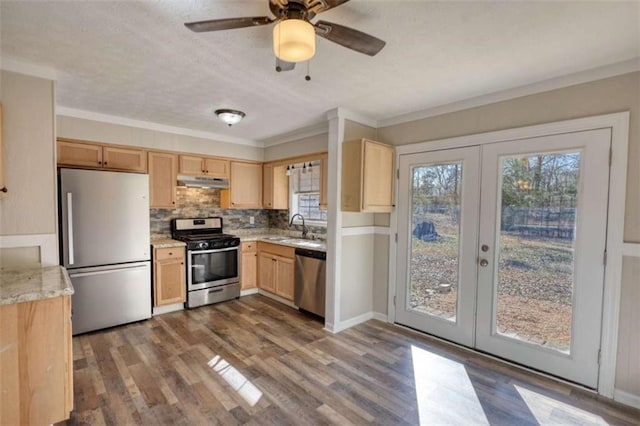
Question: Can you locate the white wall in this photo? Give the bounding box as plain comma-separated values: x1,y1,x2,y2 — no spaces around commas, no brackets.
264,132,328,162
57,115,263,161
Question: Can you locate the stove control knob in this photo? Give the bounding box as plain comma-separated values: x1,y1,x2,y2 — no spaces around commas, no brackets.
197,242,208,250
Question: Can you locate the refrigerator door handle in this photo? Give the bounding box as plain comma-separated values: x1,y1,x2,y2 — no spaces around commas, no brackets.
67,192,75,265
68,262,149,278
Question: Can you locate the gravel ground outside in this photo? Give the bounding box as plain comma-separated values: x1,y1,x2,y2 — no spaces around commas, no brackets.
409,214,574,352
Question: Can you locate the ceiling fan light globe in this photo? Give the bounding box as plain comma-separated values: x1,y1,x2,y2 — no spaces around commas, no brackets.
273,19,316,62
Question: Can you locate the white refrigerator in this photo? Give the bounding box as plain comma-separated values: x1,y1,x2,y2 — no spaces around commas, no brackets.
59,168,151,335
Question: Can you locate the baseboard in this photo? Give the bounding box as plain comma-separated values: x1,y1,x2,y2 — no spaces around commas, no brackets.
257,289,298,309
614,389,640,409
240,288,259,297
372,312,388,322
152,303,184,316
332,311,374,333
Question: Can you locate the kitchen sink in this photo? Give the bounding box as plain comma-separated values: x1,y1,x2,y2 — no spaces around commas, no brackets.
262,236,289,241
262,236,325,250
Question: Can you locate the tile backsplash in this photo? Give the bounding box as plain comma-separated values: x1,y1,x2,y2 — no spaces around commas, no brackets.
151,187,326,239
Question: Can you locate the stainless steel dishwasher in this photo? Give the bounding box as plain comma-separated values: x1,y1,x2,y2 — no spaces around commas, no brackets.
294,248,326,318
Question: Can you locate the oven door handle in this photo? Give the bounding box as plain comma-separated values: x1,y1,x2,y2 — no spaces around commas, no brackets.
188,247,239,255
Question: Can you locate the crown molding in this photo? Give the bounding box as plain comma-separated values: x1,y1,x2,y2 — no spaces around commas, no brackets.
261,121,328,147
56,107,262,147
1,56,58,80
327,107,378,128
378,58,640,128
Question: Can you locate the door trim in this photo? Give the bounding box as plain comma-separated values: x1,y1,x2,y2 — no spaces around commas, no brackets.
387,112,629,398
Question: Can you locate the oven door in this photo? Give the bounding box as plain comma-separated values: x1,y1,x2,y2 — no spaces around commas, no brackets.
187,247,239,291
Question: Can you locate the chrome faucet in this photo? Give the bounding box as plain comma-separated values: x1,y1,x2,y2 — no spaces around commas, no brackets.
289,213,308,239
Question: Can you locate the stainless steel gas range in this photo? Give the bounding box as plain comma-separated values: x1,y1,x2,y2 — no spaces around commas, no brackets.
171,217,240,308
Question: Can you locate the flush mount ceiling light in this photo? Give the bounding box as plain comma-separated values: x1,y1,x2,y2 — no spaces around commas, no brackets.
273,19,316,62
214,109,245,126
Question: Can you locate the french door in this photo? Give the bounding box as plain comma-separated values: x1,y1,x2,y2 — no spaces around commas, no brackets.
396,128,611,387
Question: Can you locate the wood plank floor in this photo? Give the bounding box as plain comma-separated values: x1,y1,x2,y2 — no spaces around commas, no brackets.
59,295,639,425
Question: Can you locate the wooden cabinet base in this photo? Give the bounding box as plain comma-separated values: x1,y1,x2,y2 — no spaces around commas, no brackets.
0,296,73,425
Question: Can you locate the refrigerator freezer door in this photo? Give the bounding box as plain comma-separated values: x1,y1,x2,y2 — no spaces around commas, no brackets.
60,168,150,268
69,262,151,335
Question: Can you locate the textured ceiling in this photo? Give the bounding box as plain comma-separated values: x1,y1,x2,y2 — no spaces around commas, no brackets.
1,0,639,143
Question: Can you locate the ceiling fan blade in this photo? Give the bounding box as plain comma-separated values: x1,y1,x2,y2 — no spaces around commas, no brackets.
276,58,296,72
323,0,351,11
185,16,273,33
314,20,385,56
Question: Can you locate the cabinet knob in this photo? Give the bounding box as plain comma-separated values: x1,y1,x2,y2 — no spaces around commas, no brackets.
181,262,184,265
169,252,173,255
0,187,7,193
98,161,102,165
104,162,108,166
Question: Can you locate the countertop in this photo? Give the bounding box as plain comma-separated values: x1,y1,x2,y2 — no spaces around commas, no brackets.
239,234,327,252
0,265,75,306
151,238,186,248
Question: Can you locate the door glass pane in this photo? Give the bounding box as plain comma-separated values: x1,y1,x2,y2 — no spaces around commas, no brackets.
496,152,580,353
409,163,462,321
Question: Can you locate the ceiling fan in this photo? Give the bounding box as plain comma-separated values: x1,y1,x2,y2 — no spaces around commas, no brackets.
185,0,386,72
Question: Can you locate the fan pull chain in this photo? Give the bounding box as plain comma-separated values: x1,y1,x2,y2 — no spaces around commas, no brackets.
305,60,311,81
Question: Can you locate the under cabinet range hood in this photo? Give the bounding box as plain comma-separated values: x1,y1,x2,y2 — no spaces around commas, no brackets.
177,174,229,189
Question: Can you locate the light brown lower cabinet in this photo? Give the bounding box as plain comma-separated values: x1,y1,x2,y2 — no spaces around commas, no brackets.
153,247,186,306
241,242,257,290
0,295,73,425
257,242,295,301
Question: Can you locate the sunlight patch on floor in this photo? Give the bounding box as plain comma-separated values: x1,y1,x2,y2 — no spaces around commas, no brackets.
514,385,609,425
208,355,262,406
411,345,489,425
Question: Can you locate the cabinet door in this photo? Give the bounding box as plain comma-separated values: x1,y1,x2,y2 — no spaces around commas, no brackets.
148,152,177,208
241,251,257,290
204,158,230,178
154,259,186,306
362,140,394,211
263,164,274,208
229,162,262,208
0,104,6,196
179,155,204,175
57,140,103,168
319,153,328,210
275,255,294,301
258,252,276,293
102,146,147,172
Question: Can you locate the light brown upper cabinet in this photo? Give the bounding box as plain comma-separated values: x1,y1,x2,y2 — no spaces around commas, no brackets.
263,163,288,210
148,151,177,208
57,139,147,173
102,146,147,172
179,155,230,178
342,138,395,212
221,161,262,209
0,104,6,197
57,140,103,168
319,153,328,210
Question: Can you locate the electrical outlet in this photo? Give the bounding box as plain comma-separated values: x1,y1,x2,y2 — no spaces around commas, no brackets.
249,216,255,225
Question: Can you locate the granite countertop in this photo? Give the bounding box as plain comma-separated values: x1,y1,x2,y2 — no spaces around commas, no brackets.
239,233,327,252
151,238,186,248
0,265,75,306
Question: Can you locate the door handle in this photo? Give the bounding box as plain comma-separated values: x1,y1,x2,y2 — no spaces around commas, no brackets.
67,192,75,265
479,259,489,267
